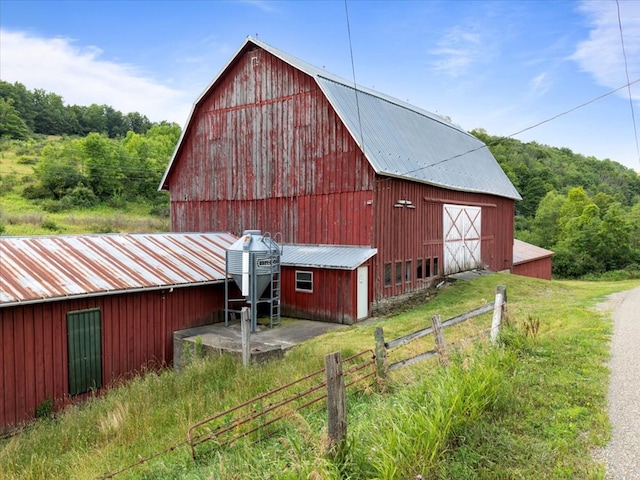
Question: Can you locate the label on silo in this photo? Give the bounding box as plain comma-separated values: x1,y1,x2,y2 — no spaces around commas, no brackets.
257,258,278,268
242,250,250,296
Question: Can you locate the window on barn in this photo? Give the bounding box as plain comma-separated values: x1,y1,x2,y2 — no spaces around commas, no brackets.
416,259,423,279
433,257,439,276
67,308,102,396
395,261,402,285
425,258,431,277
405,260,412,283
295,271,313,292
384,263,392,287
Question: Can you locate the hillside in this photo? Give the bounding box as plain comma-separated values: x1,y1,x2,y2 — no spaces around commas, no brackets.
1,81,639,277
0,130,177,236
471,129,640,278
1,274,638,479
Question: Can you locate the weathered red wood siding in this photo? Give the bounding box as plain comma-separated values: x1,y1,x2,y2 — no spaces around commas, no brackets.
163,45,516,308
280,262,374,324
0,285,224,432
167,47,375,244
372,177,515,300
513,257,552,280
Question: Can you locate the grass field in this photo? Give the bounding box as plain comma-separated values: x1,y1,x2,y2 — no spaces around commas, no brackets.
1,273,637,479
0,138,169,236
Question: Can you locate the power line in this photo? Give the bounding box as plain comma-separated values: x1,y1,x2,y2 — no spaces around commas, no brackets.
615,0,640,167
344,0,365,153
401,77,640,177
506,78,640,139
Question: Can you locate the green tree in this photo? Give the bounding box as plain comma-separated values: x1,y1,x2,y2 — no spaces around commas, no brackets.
0,97,30,139
0,81,35,131
80,104,108,135
34,139,86,199
125,111,153,134
83,133,125,199
529,191,566,248
32,89,69,135
553,203,602,277
597,202,632,270
629,203,640,253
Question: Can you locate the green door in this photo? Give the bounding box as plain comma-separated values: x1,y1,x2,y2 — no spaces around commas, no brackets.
67,308,103,395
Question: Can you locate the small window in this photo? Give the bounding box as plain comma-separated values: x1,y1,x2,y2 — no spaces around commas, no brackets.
296,271,313,292
395,261,402,285
384,263,392,287
405,260,412,283
433,257,439,276
425,258,431,278
416,259,423,279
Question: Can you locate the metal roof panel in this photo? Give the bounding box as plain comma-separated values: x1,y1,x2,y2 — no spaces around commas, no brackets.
0,232,237,306
281,244,377,270
318,78,522,200
161,36,521,201
513,239,554,264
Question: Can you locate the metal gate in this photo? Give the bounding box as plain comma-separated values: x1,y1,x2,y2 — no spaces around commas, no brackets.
443,204,482,275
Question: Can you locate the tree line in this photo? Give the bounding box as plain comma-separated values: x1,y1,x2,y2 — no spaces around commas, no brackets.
1,79,638,278
14,125,180,214
472,129,640,278
0,80,155,139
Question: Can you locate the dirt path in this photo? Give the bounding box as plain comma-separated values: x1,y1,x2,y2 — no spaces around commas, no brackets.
595,285,640,479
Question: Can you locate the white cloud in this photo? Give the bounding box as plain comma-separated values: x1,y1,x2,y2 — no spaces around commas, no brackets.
0,29,192,124
530,72,551,97
572,0,640,101
430,26,484,77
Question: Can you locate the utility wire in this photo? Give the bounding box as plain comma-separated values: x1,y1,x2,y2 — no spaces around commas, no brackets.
615,0,640,167
344,0,365,153
401,77,640,177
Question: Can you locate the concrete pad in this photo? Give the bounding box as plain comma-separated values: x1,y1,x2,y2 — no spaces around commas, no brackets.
174,319,347,367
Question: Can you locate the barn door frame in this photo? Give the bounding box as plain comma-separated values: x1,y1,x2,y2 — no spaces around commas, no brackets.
443,204,482,275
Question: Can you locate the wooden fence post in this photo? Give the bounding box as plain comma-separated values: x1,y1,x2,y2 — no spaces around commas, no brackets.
240,307,251,367
432,314,449,366
500,285,508,324
325,351,346,454
374,326,387,379
491,285,506,345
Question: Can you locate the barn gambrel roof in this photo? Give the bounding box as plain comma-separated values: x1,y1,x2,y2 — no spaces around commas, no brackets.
161,36,521,201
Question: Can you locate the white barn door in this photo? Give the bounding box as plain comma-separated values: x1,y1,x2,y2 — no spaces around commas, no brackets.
443,204,482,275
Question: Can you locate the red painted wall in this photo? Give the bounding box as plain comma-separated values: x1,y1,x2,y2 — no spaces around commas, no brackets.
513,257,553,280
165,46,516,305
371,177,515,299
167,47,375,244
280,263,374,324
0,284,224,432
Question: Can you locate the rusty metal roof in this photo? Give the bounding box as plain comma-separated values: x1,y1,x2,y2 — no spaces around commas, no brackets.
281,244,377,270
162,36,521,201
513,239,554,265
0,232,237,307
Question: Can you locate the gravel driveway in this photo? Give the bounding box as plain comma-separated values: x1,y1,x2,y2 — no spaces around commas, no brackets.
595,285,640,479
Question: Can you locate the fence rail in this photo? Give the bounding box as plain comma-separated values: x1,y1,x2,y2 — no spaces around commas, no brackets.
376,285,507,375
187,349,375,459
99,285,507,478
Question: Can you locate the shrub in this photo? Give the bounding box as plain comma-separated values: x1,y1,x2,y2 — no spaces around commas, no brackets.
40,219,60,231
60,183,98,209
40,199,65,213
35,398,54,419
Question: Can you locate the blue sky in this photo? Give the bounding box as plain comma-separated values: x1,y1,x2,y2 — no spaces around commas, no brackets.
1,0,639,171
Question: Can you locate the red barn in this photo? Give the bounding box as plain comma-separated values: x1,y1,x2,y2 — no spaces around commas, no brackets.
512,239,554,280
0,232,235,432
160,37,521,315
